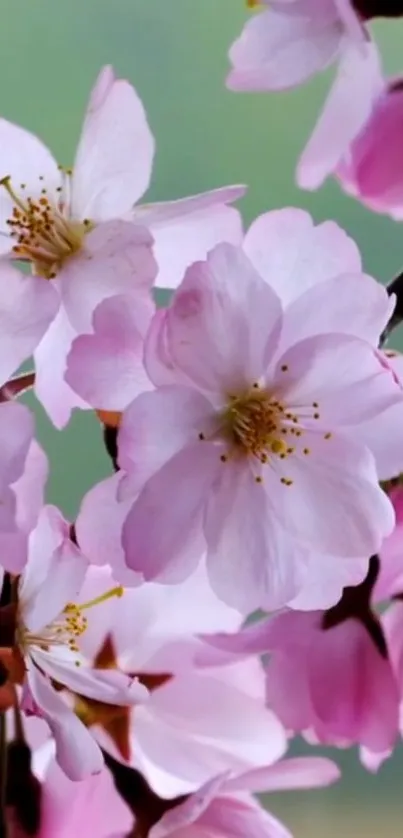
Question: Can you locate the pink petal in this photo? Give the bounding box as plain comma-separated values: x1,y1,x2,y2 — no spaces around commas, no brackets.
165,243,282,393
353,400,403,481
153,668,284,761
297,42,383,189
204,462,306,612
227,5,343,91
275,333,403,426
134,188,245,290
26,665,104,780
0,119,62,244
265,429,394,557
122,442,220,581
118,385,215,491
278,272,393,351
0,440,49,575
34,306,89,428
59,220,156,333
75,473,142,585
225,756,340,793
21,505,88,633
0,265,59,383
198,794,293,838
243,208,361,307
310,620,399,752
289,554,368,610
35,651,148,706
150,775,227,838
40,761,132,838
0,401,34,492
342,80,403,217
145,309,187,387
71,66,155,219
65,293,153,411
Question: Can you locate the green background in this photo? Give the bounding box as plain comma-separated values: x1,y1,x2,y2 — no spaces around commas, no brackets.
3,1,403,833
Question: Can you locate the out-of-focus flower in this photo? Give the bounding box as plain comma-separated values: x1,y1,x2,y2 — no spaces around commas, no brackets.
69,562,286,798
334,78,403,218
115,240,400,612
226,1,393,192
205,528,403,769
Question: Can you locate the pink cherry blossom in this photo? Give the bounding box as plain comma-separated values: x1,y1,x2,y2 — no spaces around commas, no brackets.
73,562,286,798
0,65,244,428
11,506,149,780
206,551,403,764
117,242,400,612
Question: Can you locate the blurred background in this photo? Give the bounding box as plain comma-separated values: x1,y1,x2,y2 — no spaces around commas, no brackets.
2,0,403,833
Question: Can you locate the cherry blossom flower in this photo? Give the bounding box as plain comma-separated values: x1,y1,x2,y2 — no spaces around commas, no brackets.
5,705,339,838
0,505,148,780
115,241,401,612
70,562,286,798
0,65,244,427
226,1,390,191
206,542,403,768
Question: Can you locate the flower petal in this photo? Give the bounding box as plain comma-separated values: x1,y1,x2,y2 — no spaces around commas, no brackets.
75,473,142,585
243,208,361,307
0,401,34,493
265,430,394,557
65,293,153,411
34,306,89,428
297,42,383,189
205,461,307,612
118,385,215,491
227,5,343,91
0,119,62,244
122,442,220,581
71,66,155,219
225,756,340,794
21,505,88,633
135,189,245,290
0,265,59,383
166,243,283,393
278,272,393,351
26,665,104,780
60,220,156,333
275,333,403,426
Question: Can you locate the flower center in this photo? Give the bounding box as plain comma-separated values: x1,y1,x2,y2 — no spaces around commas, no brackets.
200,382,331,485
18,585,124,663
222,386,291,462
0,174,92,279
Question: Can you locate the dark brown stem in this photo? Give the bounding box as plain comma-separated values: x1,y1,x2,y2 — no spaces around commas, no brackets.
381,270,403,346
0,713,7,838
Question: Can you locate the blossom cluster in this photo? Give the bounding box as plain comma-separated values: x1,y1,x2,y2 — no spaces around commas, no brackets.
1,3,403,836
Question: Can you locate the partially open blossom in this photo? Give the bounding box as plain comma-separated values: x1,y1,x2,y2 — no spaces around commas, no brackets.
205,554,402,764
0,65,244,427
335,77,403,218
116,241,401,612
0,506,148,780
